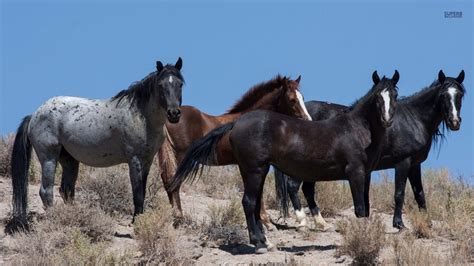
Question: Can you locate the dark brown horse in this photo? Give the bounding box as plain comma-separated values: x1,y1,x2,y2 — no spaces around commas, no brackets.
158,75,312,228
169,71,399,253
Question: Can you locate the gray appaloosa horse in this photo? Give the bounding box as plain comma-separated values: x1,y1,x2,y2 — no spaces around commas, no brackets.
9,58,185,230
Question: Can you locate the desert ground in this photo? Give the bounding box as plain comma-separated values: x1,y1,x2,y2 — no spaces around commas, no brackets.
0,135,472,265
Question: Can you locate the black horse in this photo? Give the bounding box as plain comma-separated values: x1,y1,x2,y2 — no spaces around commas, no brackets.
275,70,465,229
169,71,399,253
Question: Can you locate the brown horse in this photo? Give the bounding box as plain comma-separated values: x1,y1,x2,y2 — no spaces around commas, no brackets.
158,75,311,228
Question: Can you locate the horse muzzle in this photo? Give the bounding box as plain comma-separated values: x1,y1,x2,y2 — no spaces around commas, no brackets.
447,117,461,131
167,108,181,123
381,117,393,128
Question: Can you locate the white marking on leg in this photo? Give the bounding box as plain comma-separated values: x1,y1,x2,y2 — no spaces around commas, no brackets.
169,76,173,83
296,91,312,121
381,88,391,121
447,87,459,120
314,212,331,231
295,209,308,227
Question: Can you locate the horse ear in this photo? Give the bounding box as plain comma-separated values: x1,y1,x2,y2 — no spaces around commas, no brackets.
175,57,183,70
156,61,164,72
438,70,446,84
295,75,301,84
372,71,380,85
456,70,465,83
392,70,400,85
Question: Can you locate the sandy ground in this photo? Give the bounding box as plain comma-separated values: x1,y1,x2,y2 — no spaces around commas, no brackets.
0,177,457,265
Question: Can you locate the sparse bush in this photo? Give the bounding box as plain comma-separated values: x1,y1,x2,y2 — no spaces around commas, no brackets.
201,197,247,245
390,232,440,265
10,202,115,264
315,181,352,217
78,167,133,216
338,215,385,265
44,202,115,242
407,210,432,238
134,198,179,263
192,165,243,200
0,134,14,177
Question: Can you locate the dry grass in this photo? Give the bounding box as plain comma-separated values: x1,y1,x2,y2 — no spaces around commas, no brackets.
338,215,386,265
133,195,181,264
0,134,14,177
77,166,134,217
201,197,247,246
389,232,441,265
10,202,116,264
407,209,432,239
315,181,352,217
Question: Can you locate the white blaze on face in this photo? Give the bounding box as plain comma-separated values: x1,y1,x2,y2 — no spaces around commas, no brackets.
380,88,391,121
169,76,173,83
447,87,459,121
295,90,312,121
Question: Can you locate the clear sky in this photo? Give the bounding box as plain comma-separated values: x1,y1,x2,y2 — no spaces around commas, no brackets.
1,1,472,179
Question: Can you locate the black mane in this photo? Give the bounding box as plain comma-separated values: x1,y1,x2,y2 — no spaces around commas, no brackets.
112,65,184,108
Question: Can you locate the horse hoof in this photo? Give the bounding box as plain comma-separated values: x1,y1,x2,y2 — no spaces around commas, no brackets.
265,223,277,232
255,247,268,254
318,224,332,232
393,221,406,230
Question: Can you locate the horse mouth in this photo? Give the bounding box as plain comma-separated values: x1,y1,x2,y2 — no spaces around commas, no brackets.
447,121,461,131
167,115,180,124
381,117,393,128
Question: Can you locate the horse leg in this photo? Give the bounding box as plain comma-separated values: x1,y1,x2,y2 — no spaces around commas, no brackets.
59,148,79,203
287,178,307,228
302,181,330,231
408,164,426,210
129,156,151,222
240,164,271,254
260,201,276,231
393,159,410,229
37,147,61,209
364,173,372,217
255,175,276,251
347,165,366,217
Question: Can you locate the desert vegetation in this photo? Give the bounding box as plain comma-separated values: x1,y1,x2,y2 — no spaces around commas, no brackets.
0,137,472,264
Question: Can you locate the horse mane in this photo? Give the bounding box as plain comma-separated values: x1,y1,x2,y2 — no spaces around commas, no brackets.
398,79,464,152
347,80,386,111
112,65,184,108
226,75,287,114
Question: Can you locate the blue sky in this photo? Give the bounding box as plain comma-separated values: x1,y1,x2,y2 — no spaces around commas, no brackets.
1,1,472,179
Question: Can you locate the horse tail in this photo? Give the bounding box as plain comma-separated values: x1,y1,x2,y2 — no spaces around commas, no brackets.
274,167,290,218
167,121,236,192
159,125,178,192
10,115,32,229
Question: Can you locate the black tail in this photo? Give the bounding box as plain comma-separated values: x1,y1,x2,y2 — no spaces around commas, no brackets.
10,115,32,230
166,121,236,192
274,167,289,218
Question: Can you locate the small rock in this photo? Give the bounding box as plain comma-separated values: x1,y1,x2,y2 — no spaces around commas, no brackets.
295,251,304,256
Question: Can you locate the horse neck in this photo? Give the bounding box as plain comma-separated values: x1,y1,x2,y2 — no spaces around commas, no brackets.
136,99,167,134
403,85,444,135
350,95,388,159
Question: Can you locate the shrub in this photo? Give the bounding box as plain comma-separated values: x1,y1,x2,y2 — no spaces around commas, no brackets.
0,134,14,177
201,198,247,245
10,203,116,264
78,167,133,216
407,209,432,238
390,232,440,265
315,181,352,217
338,215,385,264
44,202,115,242
133,198,179,263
